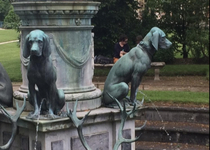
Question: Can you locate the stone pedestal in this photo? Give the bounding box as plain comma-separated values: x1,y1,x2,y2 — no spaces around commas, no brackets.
12,1,102,111
0,107,144,150
150,62,165,81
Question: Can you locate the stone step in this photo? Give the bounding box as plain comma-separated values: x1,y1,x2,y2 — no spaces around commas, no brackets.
135,121,209,146
135,141,209,150
136,106,209,124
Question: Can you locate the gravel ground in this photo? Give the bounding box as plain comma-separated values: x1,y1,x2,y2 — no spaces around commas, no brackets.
92,76,209,93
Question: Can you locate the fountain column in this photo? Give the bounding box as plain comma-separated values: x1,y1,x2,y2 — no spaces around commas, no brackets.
12,1,102,111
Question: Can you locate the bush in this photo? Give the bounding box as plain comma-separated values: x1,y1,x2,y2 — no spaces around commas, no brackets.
152,47,174,64
3,6,20,29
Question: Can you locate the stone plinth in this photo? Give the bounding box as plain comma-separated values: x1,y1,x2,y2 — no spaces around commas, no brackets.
150,62,165,81
0,107,145,150
12,1,102,111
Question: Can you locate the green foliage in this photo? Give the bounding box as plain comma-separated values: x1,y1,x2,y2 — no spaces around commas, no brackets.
0,0,11,21
136,90,209,104
92,0,143,56
152,48,174,64
187,29,209,61
3,5,20,29
155,0,209,59
140,0,159,35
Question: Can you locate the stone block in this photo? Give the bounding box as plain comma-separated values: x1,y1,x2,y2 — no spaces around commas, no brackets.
71,132,109,150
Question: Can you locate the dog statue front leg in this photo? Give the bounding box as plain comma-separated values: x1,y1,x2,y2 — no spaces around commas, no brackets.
46,84,59,119
27,83,40,119
130,75,142,104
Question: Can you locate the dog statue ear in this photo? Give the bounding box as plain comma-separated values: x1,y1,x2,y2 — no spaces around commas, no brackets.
23,34,30,58
151,31,159,51
43,34,51,57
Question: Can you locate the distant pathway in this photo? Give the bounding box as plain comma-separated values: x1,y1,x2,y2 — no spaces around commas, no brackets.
0,40,19,45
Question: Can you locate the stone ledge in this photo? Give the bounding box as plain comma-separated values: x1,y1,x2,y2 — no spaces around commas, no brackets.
137,106,209,124
0,106,145,132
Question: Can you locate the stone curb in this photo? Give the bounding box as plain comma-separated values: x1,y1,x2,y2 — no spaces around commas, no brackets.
137,106,209,124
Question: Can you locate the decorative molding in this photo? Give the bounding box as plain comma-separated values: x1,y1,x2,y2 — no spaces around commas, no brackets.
75,18,81,26
19,26,94,30
15,10,99,16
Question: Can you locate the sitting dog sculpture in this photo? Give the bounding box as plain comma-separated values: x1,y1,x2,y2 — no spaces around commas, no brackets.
0,63,13,107
23,29,65,119
102,27,172,106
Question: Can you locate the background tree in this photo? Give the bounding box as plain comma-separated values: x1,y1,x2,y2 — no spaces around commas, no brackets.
139,0,159,36
92,0,142,57
0,0,11,21
140,0,174,64
147,0,209,59
3,5,20,29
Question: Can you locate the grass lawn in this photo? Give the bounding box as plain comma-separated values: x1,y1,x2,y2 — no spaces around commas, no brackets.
136,90,209,104
151,64,209,76
94,64,209,77
0,42,21,81
0,29,19,43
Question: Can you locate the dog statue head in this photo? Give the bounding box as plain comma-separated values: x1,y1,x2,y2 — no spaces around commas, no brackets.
150,27,172,50
140,27,172,52
23,29,51,58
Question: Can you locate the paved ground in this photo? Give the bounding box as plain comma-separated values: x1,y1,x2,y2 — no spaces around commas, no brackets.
12,75,209,93
92,75,209,93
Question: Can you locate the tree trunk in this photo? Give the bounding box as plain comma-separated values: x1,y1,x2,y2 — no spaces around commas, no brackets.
182,43,188,58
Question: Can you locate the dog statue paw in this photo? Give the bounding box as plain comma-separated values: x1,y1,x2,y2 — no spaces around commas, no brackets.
26,111,40,120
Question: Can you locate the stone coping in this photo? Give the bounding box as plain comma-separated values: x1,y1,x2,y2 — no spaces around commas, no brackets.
13,1,101,5
137,121,209,134
0,106,145,132
145,105,209,113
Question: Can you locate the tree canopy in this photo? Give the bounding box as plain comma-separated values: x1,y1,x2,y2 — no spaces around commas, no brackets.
0,0,209,61
144,0,209,59
92,0,143,57
0,0,11,21
3,5,20,29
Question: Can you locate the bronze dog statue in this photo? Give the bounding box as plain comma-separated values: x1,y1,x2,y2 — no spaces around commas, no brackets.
0,63,13,107
102,27,172,106
23,29,65,119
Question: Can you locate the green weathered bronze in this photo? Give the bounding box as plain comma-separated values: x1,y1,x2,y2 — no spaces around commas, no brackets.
66,100,91,150
0,97,26,150
102,27,172,106
12,0,102,112
23,30,65,120
66,95,146,150
107,93,146,150
0,63,13,107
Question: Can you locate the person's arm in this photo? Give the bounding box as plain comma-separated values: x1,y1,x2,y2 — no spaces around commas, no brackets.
120,50,126,56
119,44,129,56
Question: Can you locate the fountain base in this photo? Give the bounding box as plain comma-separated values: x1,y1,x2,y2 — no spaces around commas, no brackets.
0,107,144,150
13,88,102,112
